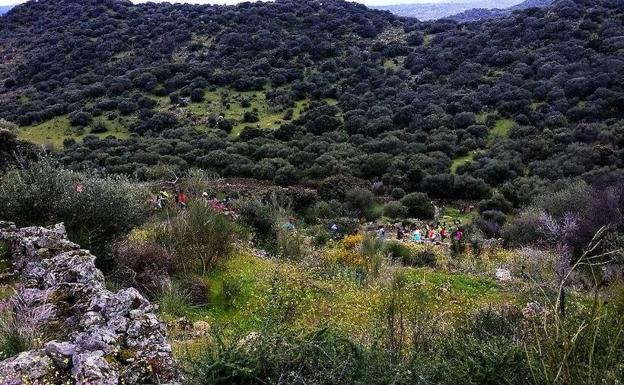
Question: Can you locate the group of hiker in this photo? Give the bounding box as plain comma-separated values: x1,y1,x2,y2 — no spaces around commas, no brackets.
152,186,464,249
153,188,234,216
154,190,187,209
377,221,464,245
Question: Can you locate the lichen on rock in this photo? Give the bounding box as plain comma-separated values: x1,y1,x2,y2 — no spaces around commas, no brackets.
0,221,182,384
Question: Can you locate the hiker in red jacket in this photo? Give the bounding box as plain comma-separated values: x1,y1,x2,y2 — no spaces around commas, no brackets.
175,190,188,209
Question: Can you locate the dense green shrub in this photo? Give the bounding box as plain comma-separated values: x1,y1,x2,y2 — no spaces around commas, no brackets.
411,247,438,267
462,305,525,342
478,192,513,213
156,203,245,275
475,210,507,237
0,241,10,261
188,327,531,385
243,111,259,123
428,336,530,385
68,111,92,126
344,187,374,218
400,192,434,219
0,159,150,270
276,229,307,262
190,88,204,102
468,229,485,257
189,328,399,385
383,201,408,219
236,198,279,241
385,241,414,263
390,187,406,199
308,200,348,220
318,176,367,201
386,243,437,267
501,208,541,246
113,239,174,296
180,276,211,306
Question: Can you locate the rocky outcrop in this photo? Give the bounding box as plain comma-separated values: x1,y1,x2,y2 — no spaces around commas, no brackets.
0,221,182,384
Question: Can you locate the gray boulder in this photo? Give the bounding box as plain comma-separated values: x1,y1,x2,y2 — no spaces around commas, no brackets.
0,222,182,384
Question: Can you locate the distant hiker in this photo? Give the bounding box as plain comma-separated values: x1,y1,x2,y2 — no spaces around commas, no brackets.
396,227,404,240
453,227,464,242
412,229,422,243
376,226,386,239
202,192,210,206
175,190,188,209
434,225,443,243
330,223,338,238
155,193,166,209
209,198,225,213
428,226,436,242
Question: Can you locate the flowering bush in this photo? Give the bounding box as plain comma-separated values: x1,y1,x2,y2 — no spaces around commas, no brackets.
342,234,364,250
321,234,384,279
322,234,366,269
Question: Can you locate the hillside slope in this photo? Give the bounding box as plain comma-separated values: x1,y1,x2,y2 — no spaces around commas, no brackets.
0,0,623,203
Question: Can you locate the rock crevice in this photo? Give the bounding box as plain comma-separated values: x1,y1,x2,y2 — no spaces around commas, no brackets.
0,221,181,384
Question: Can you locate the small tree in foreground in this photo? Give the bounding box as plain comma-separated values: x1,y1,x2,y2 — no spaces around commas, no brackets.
156,203,245,275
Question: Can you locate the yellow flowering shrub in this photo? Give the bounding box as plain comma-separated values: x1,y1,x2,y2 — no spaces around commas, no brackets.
127,227,156,243
323,247,365,268
321,234,367,269
342,234,364,250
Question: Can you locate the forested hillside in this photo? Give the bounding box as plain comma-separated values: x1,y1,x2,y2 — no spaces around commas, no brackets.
2,1,624,383
1,0,623,204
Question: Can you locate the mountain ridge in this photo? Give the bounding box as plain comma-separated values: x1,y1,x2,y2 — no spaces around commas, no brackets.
0,5,13,15
448,0,554,22
372,0,522,20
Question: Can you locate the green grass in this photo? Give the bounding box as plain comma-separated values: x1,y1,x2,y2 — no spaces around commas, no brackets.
382,56,405,69
488,118,515,143
530,101,545,110
17,115,130,149
0,285,13,301
406,268,499,297
476,111,489,124
423,34,434,46
322,97,338,106
440,205,476,224
450,153,475,174
166,251,517,345
186,87,312,137
17,87,337,146
368,201,384,220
